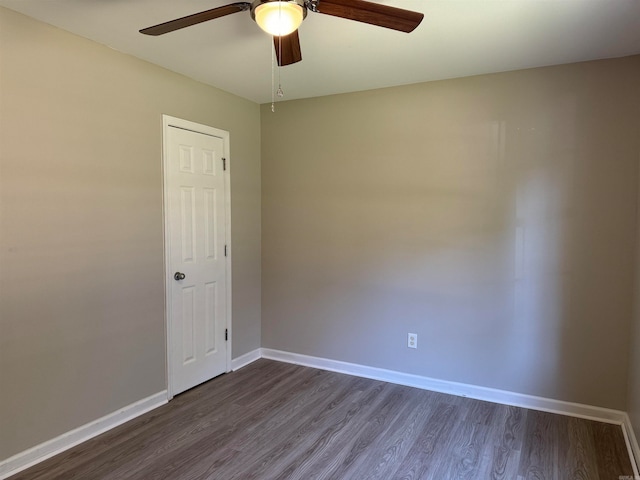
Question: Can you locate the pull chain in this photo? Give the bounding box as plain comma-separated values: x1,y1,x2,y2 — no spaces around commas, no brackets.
271,38,275,112
277,35,284,98
270,2,285,112
277,1,284,98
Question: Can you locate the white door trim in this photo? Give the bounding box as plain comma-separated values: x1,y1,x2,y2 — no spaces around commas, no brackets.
162,115,232,400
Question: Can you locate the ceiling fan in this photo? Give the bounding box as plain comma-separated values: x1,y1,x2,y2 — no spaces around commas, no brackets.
140,0,424,66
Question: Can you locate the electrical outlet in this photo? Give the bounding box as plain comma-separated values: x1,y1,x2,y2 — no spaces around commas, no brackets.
408,333,418,349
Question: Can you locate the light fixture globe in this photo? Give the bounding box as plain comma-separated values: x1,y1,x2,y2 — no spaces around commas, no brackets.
251,0,307,36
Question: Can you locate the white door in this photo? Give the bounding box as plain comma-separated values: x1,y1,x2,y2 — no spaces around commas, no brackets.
165,119,230,396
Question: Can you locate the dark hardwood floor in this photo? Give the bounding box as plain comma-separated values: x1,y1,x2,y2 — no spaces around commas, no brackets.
10,359,634,479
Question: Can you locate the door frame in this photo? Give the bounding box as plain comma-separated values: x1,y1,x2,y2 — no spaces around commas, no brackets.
162,115,232,400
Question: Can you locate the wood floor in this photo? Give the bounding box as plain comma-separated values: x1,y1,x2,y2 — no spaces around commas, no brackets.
10,359,634,480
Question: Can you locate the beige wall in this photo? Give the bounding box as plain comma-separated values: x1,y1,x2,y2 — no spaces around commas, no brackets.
261,56,640,410
0,7,260,459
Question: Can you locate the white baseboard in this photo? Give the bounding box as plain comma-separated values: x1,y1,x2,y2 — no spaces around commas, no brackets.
0,391,168,480
231,348,262,371
261,348,627,425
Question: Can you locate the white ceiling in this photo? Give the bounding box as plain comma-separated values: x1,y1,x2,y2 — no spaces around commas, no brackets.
2,0,640,104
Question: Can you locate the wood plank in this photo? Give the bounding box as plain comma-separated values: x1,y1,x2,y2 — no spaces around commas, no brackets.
559,416,599,480
518,410,559,480
238,380,390,480
480,405,526,480
323,385,427,479
430,407,493,479
392,401,462,479
346,388,437,480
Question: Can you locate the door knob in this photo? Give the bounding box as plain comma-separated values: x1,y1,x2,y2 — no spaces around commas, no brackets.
174,272,186,281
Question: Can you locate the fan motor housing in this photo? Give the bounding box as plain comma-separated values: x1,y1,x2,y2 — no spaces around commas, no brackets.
250,0,308,23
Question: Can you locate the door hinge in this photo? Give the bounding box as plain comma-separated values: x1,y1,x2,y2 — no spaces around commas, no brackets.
225,329,228,341
222,157,226,171
224,245,228,257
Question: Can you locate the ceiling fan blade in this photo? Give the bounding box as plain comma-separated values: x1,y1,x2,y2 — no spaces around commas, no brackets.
315,0,423,33
140,2,251,36
274,30,303,66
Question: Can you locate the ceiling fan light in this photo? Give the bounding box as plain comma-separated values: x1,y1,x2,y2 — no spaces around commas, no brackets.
254,1,304,36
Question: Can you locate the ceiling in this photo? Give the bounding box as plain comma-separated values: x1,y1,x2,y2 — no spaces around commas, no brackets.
2,0,640,104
